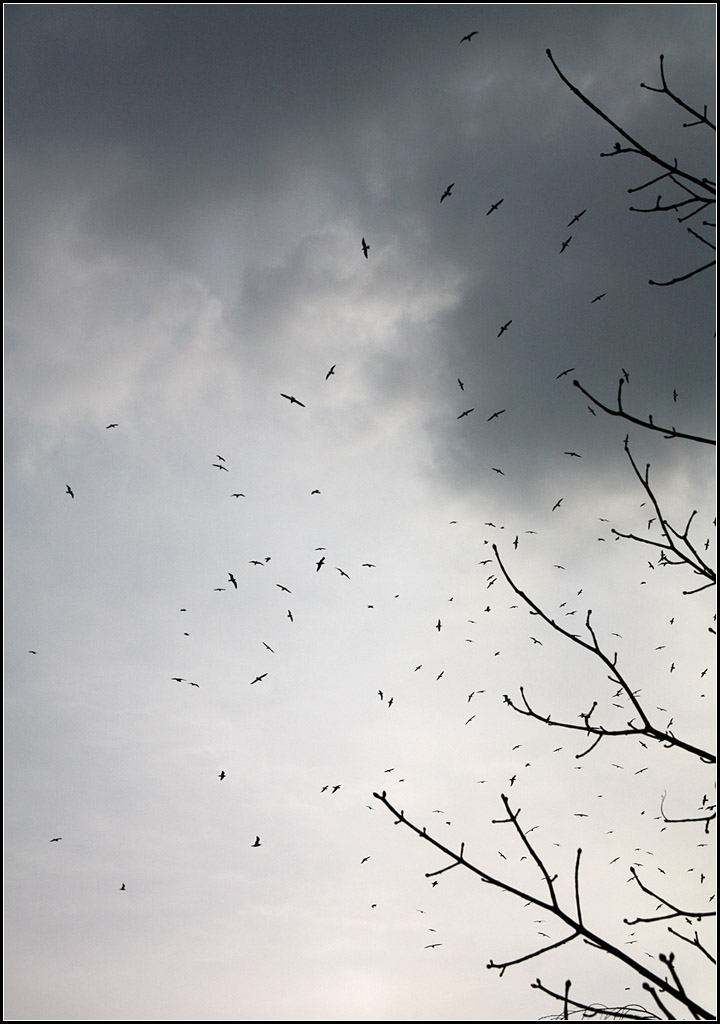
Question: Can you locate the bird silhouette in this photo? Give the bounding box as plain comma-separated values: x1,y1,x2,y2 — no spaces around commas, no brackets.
326,364,336,379
287,610,293,621
276,583,291,593
552,498,564,511
436,619,442,631
564,451,582,458
568,209,587,226
361,238,369,259
457,378,464,390
497,320,512,336
106,423,118,429
120,883,126,890
65,485,74,498
440,183,455,202
487,409,505,422
591,292,606,303
212,463,229,471
251,673,267,684
315,556,325,572
280,393,306,407
49,837,62,842
486,198,504,215
560,236,572,252
228,573,238,589
219,771,226,780
492,467,504,475
252,836,261,847
457,408,474,419
231,492,245,498
556,367,575,379
460,31,478,42
336,567,350,579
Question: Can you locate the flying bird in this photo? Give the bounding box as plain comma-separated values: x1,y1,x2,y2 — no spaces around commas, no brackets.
591,292,606,303
65,485,74,498
251,673,268,685
276,583,291,593
440,183,455,202
287,609,294,622
556,367,575,379
316,556,325,571
457,408,474,419
497,320,512,337
560,236,572,252
263,642,274,653
457,378,464,390
49,837,62,842
552,498,564,511
231,493,245,498
436,619,442,631
564,451,582,458
212,463,228,471
460,31,478,42
280,393,306,407
252,837,261,847
486,198,504,215
311,489,321,495
218,771,226,780
326,364,336,379
228,573,238,589
106,423,118,429
492,467,505,475
361,238,369,258
336,567,350,579
120,883,126,890
487,409,505,421
568,209,587,226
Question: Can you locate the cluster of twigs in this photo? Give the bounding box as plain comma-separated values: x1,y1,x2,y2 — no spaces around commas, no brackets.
546,50,715,287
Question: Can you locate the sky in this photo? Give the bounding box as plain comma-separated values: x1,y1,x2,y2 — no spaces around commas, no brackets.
3,5,716,1021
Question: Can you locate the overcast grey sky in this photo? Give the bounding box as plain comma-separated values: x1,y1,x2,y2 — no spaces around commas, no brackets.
4,5,716,1021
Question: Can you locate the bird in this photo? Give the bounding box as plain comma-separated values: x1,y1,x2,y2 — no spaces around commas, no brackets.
231,493,245,498
436,619,442,631
457,408,474,419
591,292,606,303
120,883,126,890
672,389,678,402
249,560,265,566
568,209,587,226
287,610,294,621
361,856,370,864
316,556,325,571
362,563,376,568
497,320,512,337
492,467,505,475
65,485,74,498
457,378,464,390
251,673,267,685
106,423,118,429
440,183,455,202
326,364,336,379
332,785,341,793
212,463,228,471
460,30,478,42
49,837,62,842
218,771,226,780
556,367,575,379
564,451,582,458
487,409,506,422
252,836,261,847
560,236,572,252
552,498,564,511
263,642,274,653
425,943,442,948
336,567,350,579
361,238,370,258
171,677,186,683
276,583,291,593
311,489,321,495
486,198,504,215
228,573,237,589
280,393,306,407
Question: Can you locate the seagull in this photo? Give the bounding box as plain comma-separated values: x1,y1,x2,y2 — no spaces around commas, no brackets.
492,467,504,475
591,292,606,303
332,785,341,793
251,673,267,685
568,209,586,227
276,583,291,593
263,642,274,653
49,837,62,842
228,573,238,589
497,320,512,337
487,409,505,422
280,393,306,407
252,837,261,847
361,238,370,259
218,771,226,780
362,563,376,568
336,567,350,579
457,378,464,390
361,856,371,864
65,485,74,498
106,423,118,429
457,408,474,419
552,498,564,511
316,556,325,571
460,31,478,42
556,367,575,379
326,364,336,379
311,489,321,495
560,236,572,252
440,183,455,202
564,451,582,458
231,493,245,498
120,883,126,890
486,198,504,215
212,463,228,471
436,619,442,631
287,610,294,622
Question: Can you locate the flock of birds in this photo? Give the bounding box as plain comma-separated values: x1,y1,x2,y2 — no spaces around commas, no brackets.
37,29,712,997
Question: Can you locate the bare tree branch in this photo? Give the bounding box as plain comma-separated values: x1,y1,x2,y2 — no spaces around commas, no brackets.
572,379,715,446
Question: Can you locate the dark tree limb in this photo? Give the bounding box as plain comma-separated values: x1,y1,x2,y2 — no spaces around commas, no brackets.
624,867,716,926
372,790,714,1020
572,379,715,446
